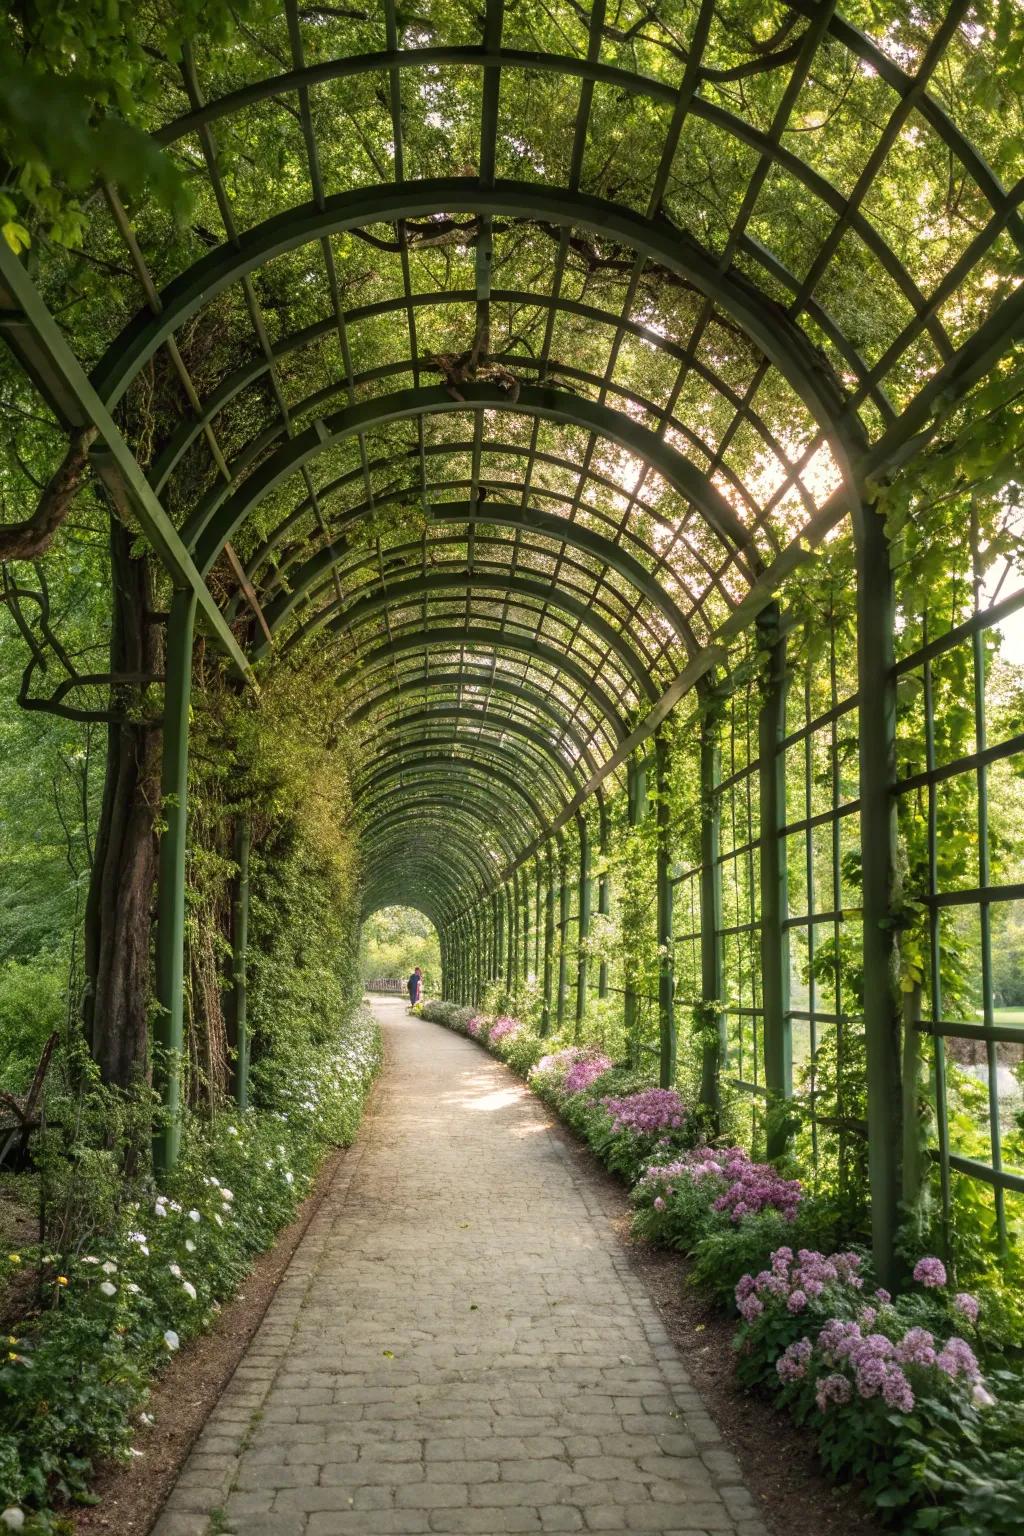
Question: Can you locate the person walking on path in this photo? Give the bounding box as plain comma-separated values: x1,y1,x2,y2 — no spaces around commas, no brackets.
407,965,423,1006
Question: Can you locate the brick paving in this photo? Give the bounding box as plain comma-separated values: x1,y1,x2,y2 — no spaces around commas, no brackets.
151,998,767,1536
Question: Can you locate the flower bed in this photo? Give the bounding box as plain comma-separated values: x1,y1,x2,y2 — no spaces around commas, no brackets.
421,998,1024,1534
0,1004,382,1531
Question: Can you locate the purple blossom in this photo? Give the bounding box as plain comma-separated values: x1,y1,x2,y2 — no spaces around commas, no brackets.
563,1051,613,1095
815,1373,853,1411
488,1015,521,1044
913,1255,948,1289
737,1293,763,1322
776,1337,813,1383
601,1088,689,1136
936,1336,980,1381
787,1289,808,1314
895,1327,937,1368
954,1292,980,1325
466,1015,487,1039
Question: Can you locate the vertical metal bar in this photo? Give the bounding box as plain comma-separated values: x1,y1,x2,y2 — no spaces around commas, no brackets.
656,728,675,1089
624,755,647,1058
576,815,591,1037
153,588,197,1176
972,522,1008,1251
506,876,516,993
758,607,791,1155
228,816,251,1110
534,855,542,982
598,794,610,999
557,836,570,1029
541,845,555,1035
698,688,725,1123
857,505,902,1289
922,634,952,1246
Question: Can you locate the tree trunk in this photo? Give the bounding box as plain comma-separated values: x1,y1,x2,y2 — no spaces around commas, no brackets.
83,521,163,1087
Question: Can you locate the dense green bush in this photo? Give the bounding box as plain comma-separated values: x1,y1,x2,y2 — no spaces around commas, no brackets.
0,1004,381,1531
0,955,66,1094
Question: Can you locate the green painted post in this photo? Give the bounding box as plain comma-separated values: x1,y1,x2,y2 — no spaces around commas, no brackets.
624,756,647,1063
698,688,726,1124
856,505,902,1289
557,837,570,1029
541,846,555,1035
655,729,675,1089
758,607,792,1156
534,855,542,983
506,876,516,993
598,796,610,999
153,588,197,1176
228,816,251,1110
576,816,591,1037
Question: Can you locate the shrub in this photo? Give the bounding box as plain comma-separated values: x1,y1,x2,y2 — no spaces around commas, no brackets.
0,1004,381,1528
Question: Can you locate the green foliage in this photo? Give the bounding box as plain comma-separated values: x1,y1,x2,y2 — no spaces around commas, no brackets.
0,1004,380,1526
0,954,65,1094
362,907,439,992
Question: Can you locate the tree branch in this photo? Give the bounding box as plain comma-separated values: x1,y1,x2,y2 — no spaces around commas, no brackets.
0,426,98,561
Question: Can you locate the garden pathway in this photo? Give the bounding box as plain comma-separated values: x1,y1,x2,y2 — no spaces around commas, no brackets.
152,999,767,1536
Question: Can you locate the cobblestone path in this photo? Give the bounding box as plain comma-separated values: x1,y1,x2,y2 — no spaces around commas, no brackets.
153,999,766,1536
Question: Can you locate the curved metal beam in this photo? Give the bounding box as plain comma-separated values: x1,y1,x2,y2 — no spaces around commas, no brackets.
358,752,560,834
335,627,632,743
363,706,588,791
282,568,660,701
361,789,527,870
362,734,578,829
260,502,695,647
348,670,602,777
92,179,858,478
187,383,751,573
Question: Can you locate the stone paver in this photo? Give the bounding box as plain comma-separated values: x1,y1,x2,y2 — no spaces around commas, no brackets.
151,999,768,1536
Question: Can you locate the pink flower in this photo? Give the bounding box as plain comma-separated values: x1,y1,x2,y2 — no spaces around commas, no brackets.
776,1337,812,1382
913,1255,947,1288
815,1373,852,1411
787,1289,808,1314
601,1088,689,1137
653,1196,666,1212
954,1292,980,1325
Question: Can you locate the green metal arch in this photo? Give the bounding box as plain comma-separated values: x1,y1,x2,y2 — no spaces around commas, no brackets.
188,382,752,574
360,788,530,871
155,290,799,504
281,568,660,702
259,501,695,649
362,734,578,831
363,817,508,899
348,671,603,777
92,178,859,478
241,439,696,593
334,628,632,743
358,752,561,836
363,706,588,793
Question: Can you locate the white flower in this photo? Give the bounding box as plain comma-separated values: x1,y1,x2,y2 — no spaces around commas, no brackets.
182,1281,197,1301
100,1280,117,1297
82,1256,99,1265
218,1188,234,1203
284,1171,294,1185
129,1231,148,1247
972,1382,996,1408
163,1330,179,1351
127,1283,141,1294
154,1202,167,1218
1,1509,25,1531
139,1412,155,1427
168,1264,182,1279
167,1200,182,1213
188,1209,201,1223
226,1125,239,1137
264,1159,273,1170
213,1213,223,1227
185,1239,196,1254
277,1145,287,1157
101,1260,117,1275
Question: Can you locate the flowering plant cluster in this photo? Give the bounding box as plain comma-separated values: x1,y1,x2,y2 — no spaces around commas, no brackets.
602,1087,687,1135
487,1015,520,1044
0,1005,382,1527
631,1144,804,1256
729,1243,1022,1530
465,1014,487,1039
